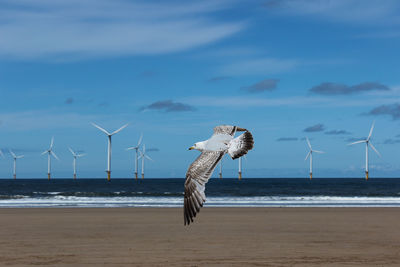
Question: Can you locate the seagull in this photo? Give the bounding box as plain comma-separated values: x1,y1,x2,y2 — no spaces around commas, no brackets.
184,125,254,225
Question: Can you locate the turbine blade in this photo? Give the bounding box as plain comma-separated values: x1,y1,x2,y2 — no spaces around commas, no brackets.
138,150,144,159
126,147,136,151
77,153,86,157
313,150,325,154
145,155,153,161
306,137,312,149
137,133,143,146
50,136,54,149
369,142,381,157
111,123,129,135
368,121,375,140
0,149,3,158
305,151,311,161
9,149,16,158
51,151,59,160
17,155,24,159
68,147,76,156
347,140,366,146
91,122,110,135
41,150,48,155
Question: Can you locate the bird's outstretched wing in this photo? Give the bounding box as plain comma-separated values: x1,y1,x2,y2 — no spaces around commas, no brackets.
184,151,224,225
213,125,247,137
228,131,254,159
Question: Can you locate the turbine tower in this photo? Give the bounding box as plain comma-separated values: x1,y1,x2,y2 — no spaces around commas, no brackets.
92,122,128,181
219,159,223,179
69,148,85,180
305,138,325,179
348,122,381,180
139,144,153,179
41,137,59,180
126,134,143,180
238,157,242,180
9,150,24,179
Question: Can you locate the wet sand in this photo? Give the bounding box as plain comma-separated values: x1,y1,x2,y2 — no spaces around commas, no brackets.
0,207,399,266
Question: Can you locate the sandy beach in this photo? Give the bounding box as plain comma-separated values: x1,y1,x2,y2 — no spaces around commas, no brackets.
0,207,399,266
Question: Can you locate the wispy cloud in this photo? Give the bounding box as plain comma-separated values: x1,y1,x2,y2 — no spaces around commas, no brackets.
383,138,400,145
263,0,400,25
304,124,325,132
355,31,400,39
241,79,279,93
325,129,351,135
346,137,366,142
220,58,299,75
207,76,230,82
0,110,100,131
309,82,389,95
276,137,298,141
65,98,74,104
183,95,330,108
364,103,400,120
138,70,157,78
0,0,244,60
140,100,196,113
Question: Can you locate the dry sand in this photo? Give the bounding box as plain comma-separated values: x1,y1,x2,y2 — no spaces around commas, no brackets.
0,207,399,266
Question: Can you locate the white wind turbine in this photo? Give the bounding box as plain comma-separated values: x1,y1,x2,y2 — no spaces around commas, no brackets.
91,122,128,181
126,134,143,180
305,138,325,180
69,148,85,180
219,158,223,179
238,157,245,180
139,144,153,179
41,137,59,180
9,150,24,179
348,122,380,180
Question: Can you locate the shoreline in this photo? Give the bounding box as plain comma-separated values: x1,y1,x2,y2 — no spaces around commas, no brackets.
1,207,400,266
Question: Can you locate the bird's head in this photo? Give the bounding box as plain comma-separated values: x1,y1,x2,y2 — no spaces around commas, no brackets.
188,142,204,151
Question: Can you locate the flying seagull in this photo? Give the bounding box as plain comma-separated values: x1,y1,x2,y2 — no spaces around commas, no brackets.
184,125,254,225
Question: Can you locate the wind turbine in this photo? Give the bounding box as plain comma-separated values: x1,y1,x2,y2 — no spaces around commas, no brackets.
139,144,153,179
238,157,242,180
69,148,85,180
91,122,128,181
305,138,325,180
219,158,223,179
41,137,59,180
9,150,24,179
348,122,380,180
126,134,143,180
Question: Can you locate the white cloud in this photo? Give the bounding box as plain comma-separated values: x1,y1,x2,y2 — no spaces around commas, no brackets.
0,110,103,131
264,0,400,25
220,58,299,76
182,89,400,108
0,0,244,60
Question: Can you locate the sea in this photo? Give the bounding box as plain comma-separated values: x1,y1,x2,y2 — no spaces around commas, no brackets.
0,178,400,208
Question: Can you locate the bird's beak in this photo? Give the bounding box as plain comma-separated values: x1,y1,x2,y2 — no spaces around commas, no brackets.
188,146,194,150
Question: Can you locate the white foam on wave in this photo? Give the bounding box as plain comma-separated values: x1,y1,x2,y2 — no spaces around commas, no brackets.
1,195,400,208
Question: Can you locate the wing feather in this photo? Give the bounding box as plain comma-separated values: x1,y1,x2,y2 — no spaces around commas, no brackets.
213,125,237,136
184,151,224,225
228,131,254,159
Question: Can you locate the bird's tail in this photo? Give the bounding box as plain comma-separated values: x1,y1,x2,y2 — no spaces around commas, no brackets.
228,131,254,159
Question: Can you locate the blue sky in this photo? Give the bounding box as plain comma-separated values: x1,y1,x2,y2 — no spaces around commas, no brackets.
1,0,400,178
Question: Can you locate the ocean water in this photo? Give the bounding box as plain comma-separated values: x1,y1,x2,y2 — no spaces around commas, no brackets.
0,178,400,208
